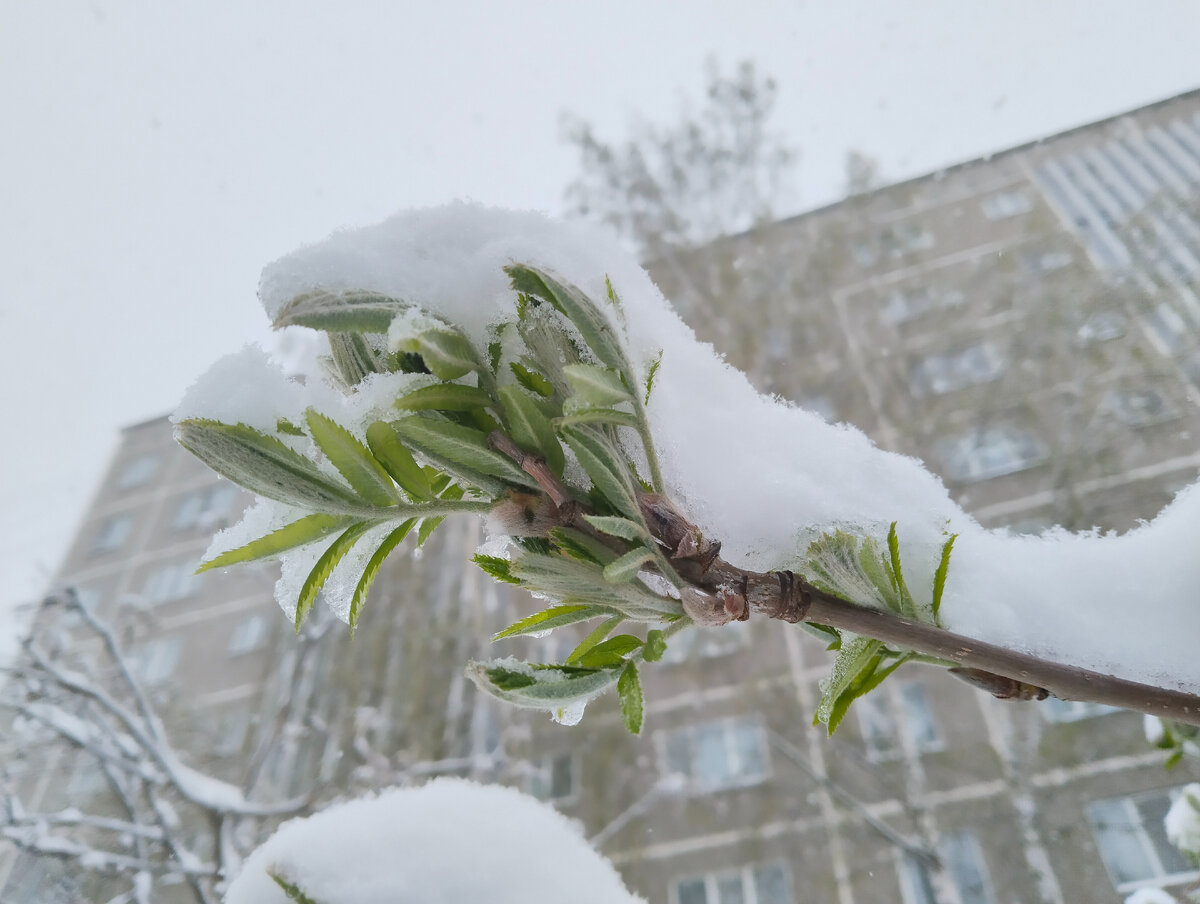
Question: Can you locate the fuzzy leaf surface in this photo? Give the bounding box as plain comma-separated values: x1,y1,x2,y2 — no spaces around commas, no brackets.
197,513,352,573
505,264,629,373
393,417,538,495
618,662,644,735
493,604,611,640
272,289,409,333
560,425,641,522
305,409,400,507
499,385,565,476
394,383,495,413
365,421,432,500
295,521,373,629
349,520,417,629
562,364,633,408
176,420,367,512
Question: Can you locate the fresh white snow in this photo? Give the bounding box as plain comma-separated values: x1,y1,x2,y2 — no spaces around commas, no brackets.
1165,783,1200,861
222,778,644,904
180,202,1200,693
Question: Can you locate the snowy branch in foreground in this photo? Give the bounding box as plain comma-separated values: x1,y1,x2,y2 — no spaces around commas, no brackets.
174,205,1200,737
0,591,311,904
224,779,643,904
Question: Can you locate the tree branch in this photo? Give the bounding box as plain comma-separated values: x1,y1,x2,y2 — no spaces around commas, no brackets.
727,565,1200,726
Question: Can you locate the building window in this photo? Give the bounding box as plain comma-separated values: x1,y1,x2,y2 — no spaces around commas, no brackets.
170,483,239,531
881,286,964,326
854,223,936,268
937,424,1046,483
858,683,943,761
898,833,995,904
527,753,577,803
981,190,1033,220
661,716,769,791
909,342,1005,396
662,620,751,664
142,561,204,605
674,861,792,904
89,513,134,556
1021,249,1073,273
942,831,996,904
227,613,271,656
116,454,159,490
1041,698,1121,723
129,636,182,686
1102,388,1179,428
1088,788,1199,892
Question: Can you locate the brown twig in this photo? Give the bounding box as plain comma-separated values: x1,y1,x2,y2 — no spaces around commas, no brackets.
485,433,1200,726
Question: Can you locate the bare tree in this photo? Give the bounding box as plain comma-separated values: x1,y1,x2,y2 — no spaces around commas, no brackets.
561,58,798,259
0,590,313,904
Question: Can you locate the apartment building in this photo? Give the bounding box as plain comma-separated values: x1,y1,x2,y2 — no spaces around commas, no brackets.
4,90,1200,903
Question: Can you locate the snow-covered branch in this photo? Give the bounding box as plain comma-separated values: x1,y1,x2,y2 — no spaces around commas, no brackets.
171,204,1200,743
0,592,312,903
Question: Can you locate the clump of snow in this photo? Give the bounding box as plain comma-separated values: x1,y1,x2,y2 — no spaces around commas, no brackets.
1146,714,1167,745
222,779,644,904
1165,783,1200,861
172,345,310,432
188,202,1200,692
1125,888,1179,904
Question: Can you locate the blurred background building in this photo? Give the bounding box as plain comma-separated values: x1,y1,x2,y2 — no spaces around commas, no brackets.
4,89,1200,904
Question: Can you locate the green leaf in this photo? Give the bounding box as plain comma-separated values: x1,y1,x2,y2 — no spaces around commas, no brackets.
886,523,917,619
269,870,325,904
643,629,668,662
602,548,655,583
574,634,643,669
493,604,612,640
510,361,555,397
581,515,648,543
197,513,352,573
272,289,409,333
560,426,641,522
644,350,663,406
473,554,521,585
467,659,621,711
814,636,881,732
295,522,373,629
548,527,618,566
175,420,367,512
393,417,539,495
930,534,957,626
365,421,432,501
327,331,383,387
566,615,624,664
857,537,898,612
618,662,644,735
395,328,480,380
498,385,565,476
395,383,496,413
825,652,910,734
555,408,641,429
305,409,400,507
505,264,629,373
276,418,305,437
562,364,633,408
349,520,416,629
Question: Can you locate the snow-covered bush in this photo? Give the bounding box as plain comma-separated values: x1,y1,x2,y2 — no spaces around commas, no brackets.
224,779,643,904
175,204,1200,735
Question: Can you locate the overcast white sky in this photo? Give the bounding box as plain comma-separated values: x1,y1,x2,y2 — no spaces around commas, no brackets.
2,0,1199,660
